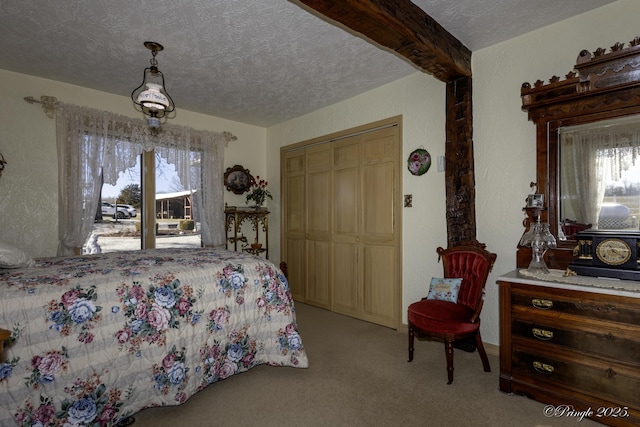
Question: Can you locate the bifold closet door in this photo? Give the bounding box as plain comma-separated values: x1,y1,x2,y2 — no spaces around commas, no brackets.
305,145,332,309
281,117,401,329
359,126,398,327
282,150,306,302
332,136,360,317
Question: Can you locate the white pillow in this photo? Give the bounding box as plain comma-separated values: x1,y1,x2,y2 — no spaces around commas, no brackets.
0,240,37,268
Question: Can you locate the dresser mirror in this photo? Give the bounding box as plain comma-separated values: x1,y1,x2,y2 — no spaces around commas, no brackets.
559,114,640,235
519,37,640,269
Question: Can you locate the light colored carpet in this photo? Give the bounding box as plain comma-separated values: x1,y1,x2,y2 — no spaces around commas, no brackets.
132,302,599,427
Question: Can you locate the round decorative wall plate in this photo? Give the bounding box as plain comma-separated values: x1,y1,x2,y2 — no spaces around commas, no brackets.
408,148,431,176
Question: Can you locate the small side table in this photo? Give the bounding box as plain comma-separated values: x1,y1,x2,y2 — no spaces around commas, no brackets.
224,206,269,259
0,328,10,352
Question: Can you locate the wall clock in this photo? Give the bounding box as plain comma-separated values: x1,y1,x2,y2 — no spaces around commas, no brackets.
569,230,640,280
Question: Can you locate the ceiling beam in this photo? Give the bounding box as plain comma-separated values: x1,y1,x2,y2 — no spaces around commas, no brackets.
292,0,472,82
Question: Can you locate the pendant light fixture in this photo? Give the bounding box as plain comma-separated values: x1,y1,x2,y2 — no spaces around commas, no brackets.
131,41,175,130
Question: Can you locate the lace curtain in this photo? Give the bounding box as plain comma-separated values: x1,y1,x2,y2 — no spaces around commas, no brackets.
560,115,640,227
55,103,235,256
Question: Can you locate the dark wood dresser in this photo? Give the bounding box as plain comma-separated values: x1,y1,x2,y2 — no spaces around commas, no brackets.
497,270,640,426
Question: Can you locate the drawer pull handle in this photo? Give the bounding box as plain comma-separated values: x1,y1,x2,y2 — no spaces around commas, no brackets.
532,328,554,340
532,298,553,309
533,361,555,374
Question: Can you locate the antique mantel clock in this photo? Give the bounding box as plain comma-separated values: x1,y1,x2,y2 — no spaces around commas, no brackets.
569,230,640,280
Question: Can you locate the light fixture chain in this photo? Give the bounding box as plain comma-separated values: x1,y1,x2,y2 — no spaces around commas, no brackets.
150,50,158,67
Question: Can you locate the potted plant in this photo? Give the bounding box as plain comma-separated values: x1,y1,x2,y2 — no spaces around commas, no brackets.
245,176,272,208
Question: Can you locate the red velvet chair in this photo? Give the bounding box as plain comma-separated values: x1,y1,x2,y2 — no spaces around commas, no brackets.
407,240,497,384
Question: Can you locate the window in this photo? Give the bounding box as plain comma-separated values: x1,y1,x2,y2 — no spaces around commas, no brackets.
93,152,204,253
55,103,234,256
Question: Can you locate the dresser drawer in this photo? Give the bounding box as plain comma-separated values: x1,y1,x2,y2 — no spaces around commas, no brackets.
511,319,640,366
511,285,640,325
512,347,640,408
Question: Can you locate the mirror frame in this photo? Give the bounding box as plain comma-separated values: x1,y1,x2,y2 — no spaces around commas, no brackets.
518,37,640,269
224,164,254,195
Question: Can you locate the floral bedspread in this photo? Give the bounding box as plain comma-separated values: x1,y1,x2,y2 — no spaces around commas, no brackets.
0,248,308,426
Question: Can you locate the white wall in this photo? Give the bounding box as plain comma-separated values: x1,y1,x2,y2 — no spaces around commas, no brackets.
0,69,266,257
266,0,640,345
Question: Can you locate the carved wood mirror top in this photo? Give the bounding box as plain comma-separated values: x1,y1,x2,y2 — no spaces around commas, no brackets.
519,36,640,269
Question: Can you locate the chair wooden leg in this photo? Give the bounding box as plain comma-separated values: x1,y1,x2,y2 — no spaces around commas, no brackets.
407,326,414,362
475,332,491,373
445,340,454,384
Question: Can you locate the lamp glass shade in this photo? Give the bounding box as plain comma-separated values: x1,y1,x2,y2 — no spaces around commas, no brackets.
520,221,557,274
138,83,169,110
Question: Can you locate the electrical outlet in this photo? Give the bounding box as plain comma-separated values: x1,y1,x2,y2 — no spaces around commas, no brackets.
404,194,412,207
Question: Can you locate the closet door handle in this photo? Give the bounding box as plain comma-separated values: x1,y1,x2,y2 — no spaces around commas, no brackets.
532,298,553,309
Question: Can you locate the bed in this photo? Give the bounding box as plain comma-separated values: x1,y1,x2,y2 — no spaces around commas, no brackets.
0,245,308,426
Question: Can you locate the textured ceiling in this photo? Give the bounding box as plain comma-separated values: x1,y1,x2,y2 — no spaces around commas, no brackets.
0,0,617,127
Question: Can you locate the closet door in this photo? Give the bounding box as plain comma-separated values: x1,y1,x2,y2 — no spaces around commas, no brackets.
282,150,306,302
332,136,361,317
305,145,332,309
281,117,401,329
359,127,399,327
